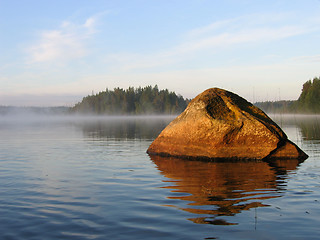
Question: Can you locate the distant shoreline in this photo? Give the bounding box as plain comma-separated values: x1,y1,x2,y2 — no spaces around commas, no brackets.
2,77,320,115
0,106,70,116
2,105,320,117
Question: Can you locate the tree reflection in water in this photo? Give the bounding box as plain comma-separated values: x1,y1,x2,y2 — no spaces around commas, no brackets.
78,116,173,140
151,155,302,225
271,114,320,140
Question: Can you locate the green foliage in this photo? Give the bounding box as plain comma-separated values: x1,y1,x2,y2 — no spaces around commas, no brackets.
255,76,320,113
71,85,189,115
296,77,320,113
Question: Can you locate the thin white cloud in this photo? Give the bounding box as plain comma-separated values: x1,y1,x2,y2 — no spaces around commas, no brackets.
291,54,320,63
26,16,97,64
107,13,319,72
173,23,314,56
185,12,298,39
186,19,234,38
84,17,96,30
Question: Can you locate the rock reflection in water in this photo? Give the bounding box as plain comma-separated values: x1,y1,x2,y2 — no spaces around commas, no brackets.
151,155,302,225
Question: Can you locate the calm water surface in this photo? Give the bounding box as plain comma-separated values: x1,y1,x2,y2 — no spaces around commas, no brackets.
0,114,319,240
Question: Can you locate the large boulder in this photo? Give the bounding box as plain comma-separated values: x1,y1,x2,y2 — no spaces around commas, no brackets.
147,88,308,161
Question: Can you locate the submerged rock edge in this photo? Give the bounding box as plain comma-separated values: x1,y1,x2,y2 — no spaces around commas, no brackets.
147,140,308,162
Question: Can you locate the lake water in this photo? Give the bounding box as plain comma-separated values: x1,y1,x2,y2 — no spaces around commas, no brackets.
0,114,319,240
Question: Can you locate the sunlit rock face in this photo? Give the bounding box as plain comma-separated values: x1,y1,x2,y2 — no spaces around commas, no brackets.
147,88,308,161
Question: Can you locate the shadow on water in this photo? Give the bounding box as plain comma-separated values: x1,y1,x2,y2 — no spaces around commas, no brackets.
150,155,302,226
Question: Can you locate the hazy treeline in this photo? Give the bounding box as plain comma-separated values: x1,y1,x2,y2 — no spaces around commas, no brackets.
0,106,69,116
2,77,319,116
254,100,296,113
255,77,320,113
71,85,190,115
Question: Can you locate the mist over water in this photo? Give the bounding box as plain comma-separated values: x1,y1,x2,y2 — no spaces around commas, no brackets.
0,112,319,239
0,106,174,131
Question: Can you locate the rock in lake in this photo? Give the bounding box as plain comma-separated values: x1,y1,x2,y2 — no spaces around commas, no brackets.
147,88,308,161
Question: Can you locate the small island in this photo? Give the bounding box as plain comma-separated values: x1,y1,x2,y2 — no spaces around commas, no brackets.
70,85,189,115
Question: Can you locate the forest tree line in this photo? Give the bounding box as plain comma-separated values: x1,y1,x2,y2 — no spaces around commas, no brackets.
255,77,320,113
71,85,190,115
71,77,320,115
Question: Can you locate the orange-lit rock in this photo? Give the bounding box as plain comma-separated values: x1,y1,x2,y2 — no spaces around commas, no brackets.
147,88,308,161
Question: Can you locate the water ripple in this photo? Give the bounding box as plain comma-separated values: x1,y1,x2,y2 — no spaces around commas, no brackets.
1,116,320,239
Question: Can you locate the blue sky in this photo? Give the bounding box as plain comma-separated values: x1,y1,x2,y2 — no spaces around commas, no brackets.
1,0,320,106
